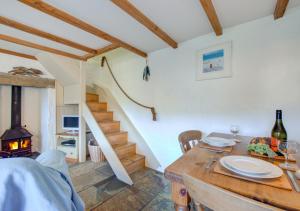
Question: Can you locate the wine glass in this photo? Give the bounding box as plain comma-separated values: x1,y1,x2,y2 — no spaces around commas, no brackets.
278,141,298,169
230,125,240,142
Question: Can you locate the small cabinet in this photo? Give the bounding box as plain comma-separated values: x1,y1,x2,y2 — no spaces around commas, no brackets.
63,84,80,104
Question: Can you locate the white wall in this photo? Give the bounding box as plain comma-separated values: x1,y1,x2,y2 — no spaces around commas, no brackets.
40,88,56,152
0,54,55,153
36,53,78,85
89,7,300,170
35,53,80,134
0,53,53,78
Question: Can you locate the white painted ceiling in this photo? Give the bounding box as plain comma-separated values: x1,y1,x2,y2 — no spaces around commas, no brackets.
0,0,300,57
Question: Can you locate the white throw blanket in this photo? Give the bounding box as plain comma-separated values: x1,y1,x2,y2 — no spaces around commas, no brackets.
0,150,84,211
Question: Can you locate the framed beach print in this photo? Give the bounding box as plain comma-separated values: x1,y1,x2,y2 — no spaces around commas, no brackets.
196,41,232,81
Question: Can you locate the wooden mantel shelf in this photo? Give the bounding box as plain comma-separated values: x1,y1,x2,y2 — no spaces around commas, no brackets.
0,72,55,88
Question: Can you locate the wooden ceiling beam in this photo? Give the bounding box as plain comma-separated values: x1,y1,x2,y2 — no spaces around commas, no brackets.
198,0,222,36
274,0,289,19
0,48,37,60
0,34,84,60
111,0,177,48
19,0,147,58
83,44,120,60
0,72,55,88
0,16,96,54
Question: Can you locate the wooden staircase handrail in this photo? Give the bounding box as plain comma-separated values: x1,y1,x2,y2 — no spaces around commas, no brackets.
101,56,157,121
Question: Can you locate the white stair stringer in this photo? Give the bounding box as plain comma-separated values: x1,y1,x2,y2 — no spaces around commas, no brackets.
82,103,133,185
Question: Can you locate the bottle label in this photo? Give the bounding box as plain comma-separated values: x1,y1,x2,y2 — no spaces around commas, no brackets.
271,137,278,152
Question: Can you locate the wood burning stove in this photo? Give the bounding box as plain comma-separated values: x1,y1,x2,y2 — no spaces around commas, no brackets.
0,86,32,157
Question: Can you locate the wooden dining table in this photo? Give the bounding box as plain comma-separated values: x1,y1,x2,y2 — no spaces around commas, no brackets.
164,132,300,211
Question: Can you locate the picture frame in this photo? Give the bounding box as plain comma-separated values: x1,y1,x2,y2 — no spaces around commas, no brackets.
196,41,232,81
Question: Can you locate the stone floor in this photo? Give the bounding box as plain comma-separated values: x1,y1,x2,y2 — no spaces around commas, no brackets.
69,161,174,211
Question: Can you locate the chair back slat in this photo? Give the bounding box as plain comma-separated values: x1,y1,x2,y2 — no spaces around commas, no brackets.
178,130,202,153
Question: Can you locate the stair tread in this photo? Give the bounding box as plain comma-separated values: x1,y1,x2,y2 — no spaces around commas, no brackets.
89,107,106,111
88,102,108,112
93,111,113,122
86,93,99,102
121,154,145,166
105,131,127,136
99,120,120,133
114,142,135,150
86,93,98,96
93,111,113,120
93,111,112,114
87,101,107,105
99,120,120,124
87,100,106,103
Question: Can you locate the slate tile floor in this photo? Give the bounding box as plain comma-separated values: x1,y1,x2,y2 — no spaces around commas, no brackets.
69,161,174,211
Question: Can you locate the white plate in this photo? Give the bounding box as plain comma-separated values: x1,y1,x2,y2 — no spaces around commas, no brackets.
202,137,236,147
220,156,283,179
223,156,271,175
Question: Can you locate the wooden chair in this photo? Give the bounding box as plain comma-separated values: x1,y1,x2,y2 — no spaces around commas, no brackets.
178,130,205,211
183,174,282,211
178,130,202,153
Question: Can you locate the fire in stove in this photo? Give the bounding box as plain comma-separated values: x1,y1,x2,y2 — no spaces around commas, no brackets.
0,86,32,158
8,141,19,150
6,139,31,151
21,139,30,148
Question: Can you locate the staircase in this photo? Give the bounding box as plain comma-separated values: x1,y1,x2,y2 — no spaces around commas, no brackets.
86,93,145,175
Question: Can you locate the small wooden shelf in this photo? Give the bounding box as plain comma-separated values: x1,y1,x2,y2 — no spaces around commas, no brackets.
56,132,79,136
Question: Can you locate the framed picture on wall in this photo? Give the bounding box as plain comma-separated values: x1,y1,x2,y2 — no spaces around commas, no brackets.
196,41,232,81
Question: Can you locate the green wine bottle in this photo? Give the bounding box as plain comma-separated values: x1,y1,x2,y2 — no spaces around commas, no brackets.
271,110,287,152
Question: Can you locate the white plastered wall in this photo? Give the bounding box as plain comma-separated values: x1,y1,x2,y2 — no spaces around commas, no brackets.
88,7,300,170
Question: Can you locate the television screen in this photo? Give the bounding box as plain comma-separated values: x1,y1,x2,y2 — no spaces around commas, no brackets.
63,115,79,130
